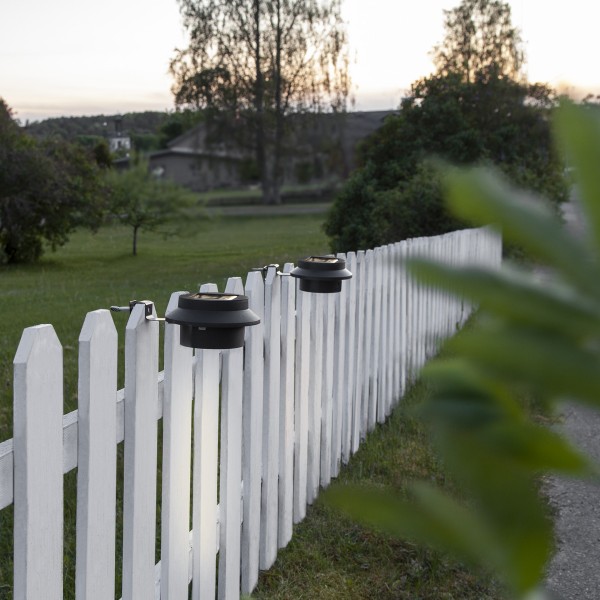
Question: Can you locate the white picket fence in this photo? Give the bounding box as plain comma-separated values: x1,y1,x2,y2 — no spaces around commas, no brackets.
0,226,501,600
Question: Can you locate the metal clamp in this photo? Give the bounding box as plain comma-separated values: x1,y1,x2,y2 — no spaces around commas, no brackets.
251,263,290,277
110,300,164,322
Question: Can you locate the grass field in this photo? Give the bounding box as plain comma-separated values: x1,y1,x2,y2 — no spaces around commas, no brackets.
0,213,502,599
0,212,329,441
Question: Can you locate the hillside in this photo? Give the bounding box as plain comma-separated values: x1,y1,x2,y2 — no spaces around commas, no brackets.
24,111,170,140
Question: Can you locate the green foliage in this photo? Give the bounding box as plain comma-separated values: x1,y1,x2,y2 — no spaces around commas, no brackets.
326,103,600,599
0,99,106,263
105,157,200,255
325,72,567,253
432,0,523,83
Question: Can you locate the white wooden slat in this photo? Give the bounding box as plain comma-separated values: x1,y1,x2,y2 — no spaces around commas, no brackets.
320,291,335,487
307,291,323,502
241,271,264,593
293,281,310,523
161,292,194,600
261,267,281,569
13,325,63,600
363,249,376,432
374,247,385,424
279,263,295,547
218,346,244,600
393,243,402,404
384,245,394,417
378,245,387,419
398,242,407,398
352,250,365,452
342,252,357,462
76,310,118,600
122,302,160,600
331,253,347,478
192,347,220,600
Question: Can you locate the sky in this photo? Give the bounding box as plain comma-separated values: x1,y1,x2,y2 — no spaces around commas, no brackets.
1,0,599,123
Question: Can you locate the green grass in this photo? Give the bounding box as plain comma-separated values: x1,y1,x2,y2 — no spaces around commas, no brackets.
250,379,503,599
0,213,329,441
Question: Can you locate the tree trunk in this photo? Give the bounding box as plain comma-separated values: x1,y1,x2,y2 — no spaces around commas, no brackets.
253,0,271,205
271,0,283,205
132,225,138,257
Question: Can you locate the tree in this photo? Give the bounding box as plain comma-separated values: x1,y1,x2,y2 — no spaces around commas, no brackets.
324,0,567,253
0,99,105,264
105,157,199,256
432,0,523,83
170,0,350,204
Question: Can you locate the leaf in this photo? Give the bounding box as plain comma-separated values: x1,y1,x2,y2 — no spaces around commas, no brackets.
324,481,549,595
324,482,501,570
446,325,600,406
443,167,600,301
554,101,600,252
474,422,591,475
410,260,600,340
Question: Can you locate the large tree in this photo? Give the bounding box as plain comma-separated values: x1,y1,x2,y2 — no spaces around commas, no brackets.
432,0,523,83
170,0,350,204
324,0,567,253
0,99,105,264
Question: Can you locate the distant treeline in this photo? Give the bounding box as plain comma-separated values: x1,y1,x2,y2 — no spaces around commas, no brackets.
23,110,205,152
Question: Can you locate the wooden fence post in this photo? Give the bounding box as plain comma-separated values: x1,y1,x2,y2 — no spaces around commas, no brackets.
13,325,63,600
161,293,194,600
76,310,118,600
279,264,295,546
261,267,281,569
241,271,265,593
122,302,159,600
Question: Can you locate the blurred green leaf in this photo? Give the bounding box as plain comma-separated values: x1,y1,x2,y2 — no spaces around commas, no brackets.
554,101,600,250
447,325,600,406
410,260,600,339
444,168,600,301
324,482,501,571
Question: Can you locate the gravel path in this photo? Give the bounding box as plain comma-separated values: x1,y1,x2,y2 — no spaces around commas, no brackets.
544,194,600,599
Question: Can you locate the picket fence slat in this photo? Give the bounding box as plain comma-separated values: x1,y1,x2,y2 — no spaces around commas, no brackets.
76,310,118,600
161,292,194,600
2,227,503,600
192,346,220,599
279,263,295,546
122,302,159,600
320,291,335,487
13,325,63,600
343,252,357,462
261,268,281,569
293,280,310,522
241,271,265,593
331,257,347,478
307,291,323,503
353,250,365,452
219,346,244,600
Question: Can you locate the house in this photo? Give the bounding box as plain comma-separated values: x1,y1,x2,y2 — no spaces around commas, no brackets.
107,116,132,154
115,110,395,192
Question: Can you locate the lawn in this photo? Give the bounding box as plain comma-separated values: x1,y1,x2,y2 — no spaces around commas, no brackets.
0,212,329,441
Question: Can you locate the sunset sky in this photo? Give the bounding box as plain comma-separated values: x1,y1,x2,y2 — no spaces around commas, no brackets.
1,0,598,123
